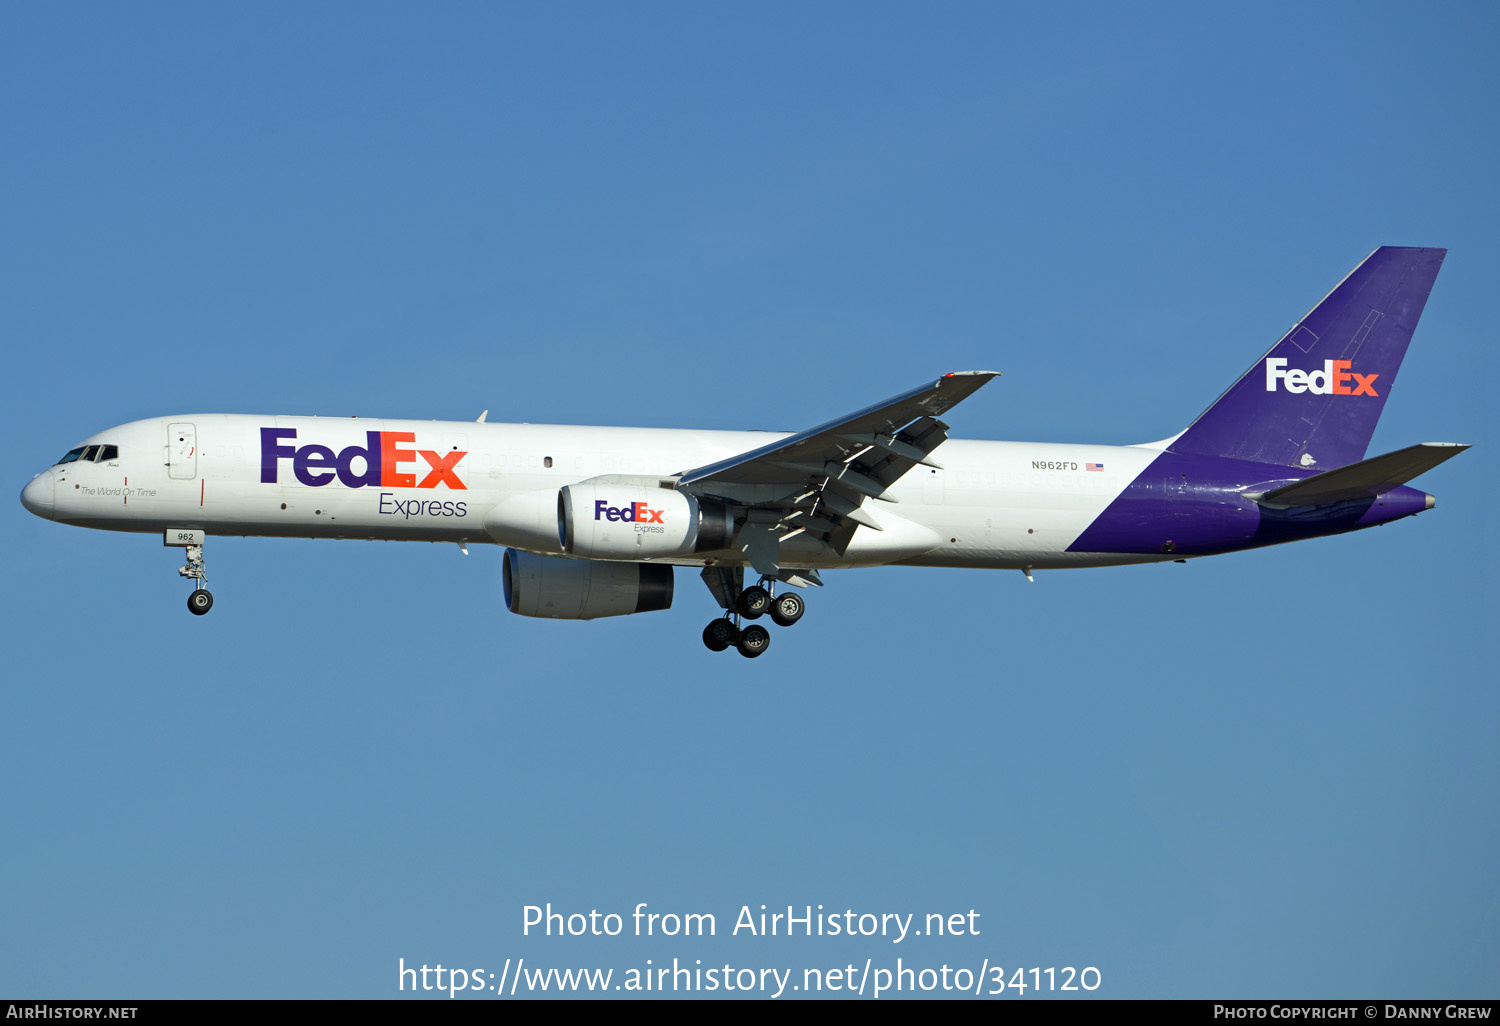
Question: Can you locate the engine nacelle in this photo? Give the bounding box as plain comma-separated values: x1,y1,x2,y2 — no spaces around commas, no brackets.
503,549,673,620
558,483,732,559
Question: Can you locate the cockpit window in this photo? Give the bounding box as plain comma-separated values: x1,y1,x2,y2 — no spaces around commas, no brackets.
53,444,118,465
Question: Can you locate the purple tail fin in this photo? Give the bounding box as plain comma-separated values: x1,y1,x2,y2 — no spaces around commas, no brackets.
1170,246,1446,470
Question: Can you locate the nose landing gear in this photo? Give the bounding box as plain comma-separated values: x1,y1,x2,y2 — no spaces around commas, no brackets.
187,585,214,615
166,530,214,616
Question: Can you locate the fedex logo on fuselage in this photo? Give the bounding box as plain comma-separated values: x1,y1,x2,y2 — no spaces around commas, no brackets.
594,500,663,523
1264,358,1379,396
260,428,467,489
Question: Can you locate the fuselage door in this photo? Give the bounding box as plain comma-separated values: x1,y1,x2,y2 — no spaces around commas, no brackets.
168,423,198,480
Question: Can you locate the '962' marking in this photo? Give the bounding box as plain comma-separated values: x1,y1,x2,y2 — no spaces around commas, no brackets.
1032,461,1078,471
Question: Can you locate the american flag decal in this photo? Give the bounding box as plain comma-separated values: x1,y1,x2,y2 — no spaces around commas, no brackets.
1086,462,1104,471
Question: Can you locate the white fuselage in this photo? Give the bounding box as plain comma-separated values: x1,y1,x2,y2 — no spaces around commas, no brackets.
31,413,1172,571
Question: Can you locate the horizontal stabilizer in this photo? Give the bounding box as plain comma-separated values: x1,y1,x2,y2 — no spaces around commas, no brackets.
1254,443,1469,507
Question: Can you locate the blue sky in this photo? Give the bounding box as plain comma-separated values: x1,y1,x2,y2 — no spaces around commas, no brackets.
3,2,1495,999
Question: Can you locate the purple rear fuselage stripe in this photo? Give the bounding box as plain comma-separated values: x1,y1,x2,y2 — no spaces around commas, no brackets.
1066,452,1429,556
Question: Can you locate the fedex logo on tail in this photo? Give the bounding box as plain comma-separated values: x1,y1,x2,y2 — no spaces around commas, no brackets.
1265,358,1379,396
260,428,467,489
594,500,663,523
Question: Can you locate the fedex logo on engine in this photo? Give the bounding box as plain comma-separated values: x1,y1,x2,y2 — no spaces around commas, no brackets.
594,499,664,523
1264,358,1379,396
260,428,467,489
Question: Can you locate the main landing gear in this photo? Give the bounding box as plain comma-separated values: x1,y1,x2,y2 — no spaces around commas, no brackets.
701,574,805,658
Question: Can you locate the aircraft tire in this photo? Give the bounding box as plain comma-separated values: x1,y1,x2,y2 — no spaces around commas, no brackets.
737,586,770,619
187,589,214,616
736,624,770,658
703,618,737,652
769,592,804,627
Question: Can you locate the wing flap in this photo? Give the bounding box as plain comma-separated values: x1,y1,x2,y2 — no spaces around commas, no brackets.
677,371,998,563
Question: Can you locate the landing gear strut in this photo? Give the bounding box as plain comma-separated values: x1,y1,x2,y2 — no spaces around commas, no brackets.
700,570,806,658
174,538,214,616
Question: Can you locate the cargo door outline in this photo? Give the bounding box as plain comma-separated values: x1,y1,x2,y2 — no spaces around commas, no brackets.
168,423,198,480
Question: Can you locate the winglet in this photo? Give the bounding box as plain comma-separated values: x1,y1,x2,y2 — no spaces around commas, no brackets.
476,410,489,423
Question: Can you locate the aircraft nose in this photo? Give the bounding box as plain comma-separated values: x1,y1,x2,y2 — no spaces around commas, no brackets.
21,473,54,520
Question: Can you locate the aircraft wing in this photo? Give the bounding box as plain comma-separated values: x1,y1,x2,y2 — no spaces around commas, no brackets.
677,371,998,569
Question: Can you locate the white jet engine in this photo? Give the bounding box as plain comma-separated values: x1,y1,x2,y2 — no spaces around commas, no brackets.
503,549,673,620
557,482,732,559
